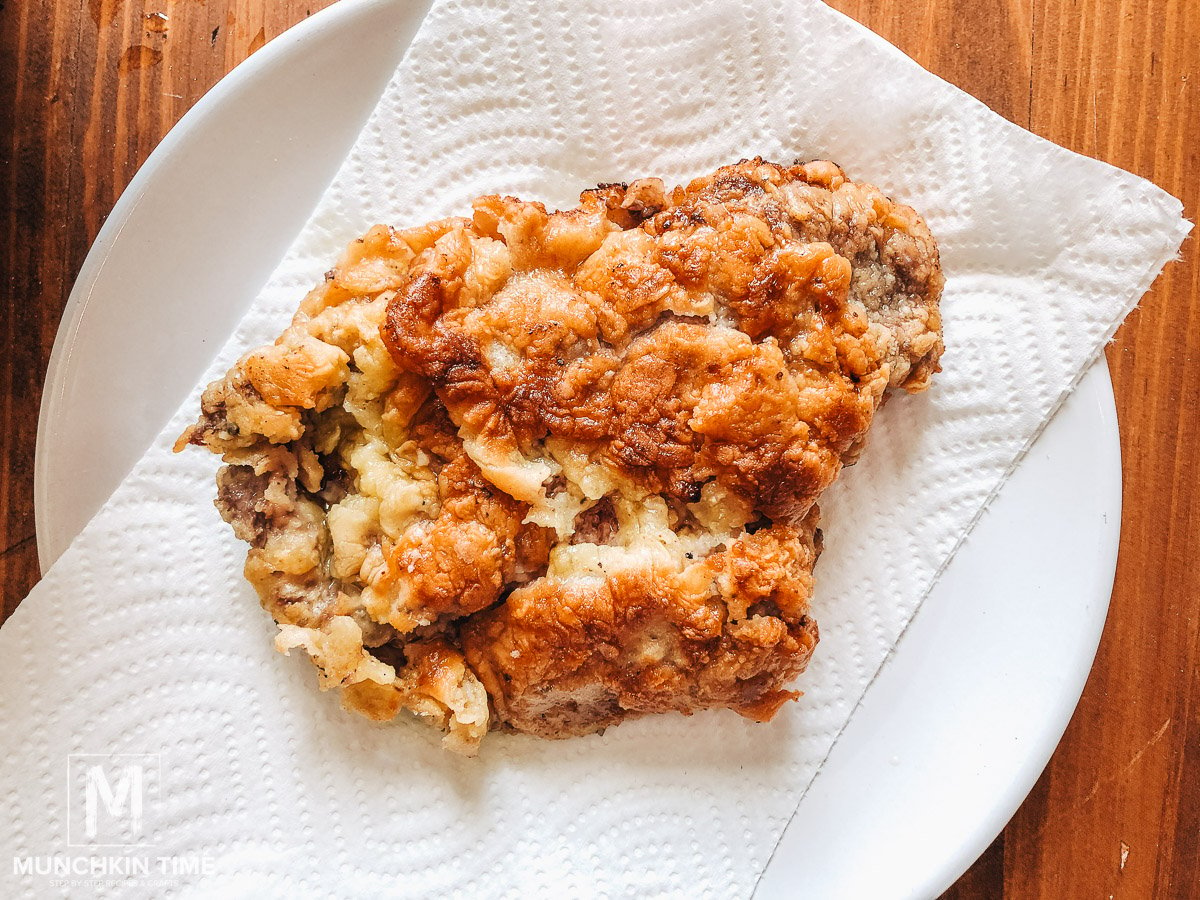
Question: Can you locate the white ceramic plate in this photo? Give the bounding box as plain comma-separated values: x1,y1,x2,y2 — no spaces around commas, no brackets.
35,1,1119,896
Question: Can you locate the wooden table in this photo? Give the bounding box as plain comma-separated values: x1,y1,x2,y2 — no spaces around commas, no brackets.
1,1,1195,895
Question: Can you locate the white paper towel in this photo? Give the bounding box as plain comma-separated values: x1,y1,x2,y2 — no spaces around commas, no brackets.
1,0,1189,896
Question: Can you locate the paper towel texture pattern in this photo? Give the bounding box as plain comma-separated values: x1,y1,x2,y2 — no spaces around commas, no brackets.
1,0,1188,896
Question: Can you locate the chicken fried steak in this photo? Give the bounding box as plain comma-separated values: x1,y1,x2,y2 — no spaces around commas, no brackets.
178,158,943,753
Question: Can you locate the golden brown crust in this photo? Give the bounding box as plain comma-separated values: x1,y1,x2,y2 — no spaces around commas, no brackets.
382,158,941,523
178,159,943,753
460,511,822,738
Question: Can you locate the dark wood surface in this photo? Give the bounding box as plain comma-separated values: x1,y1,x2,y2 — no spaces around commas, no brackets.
1,1,1196,895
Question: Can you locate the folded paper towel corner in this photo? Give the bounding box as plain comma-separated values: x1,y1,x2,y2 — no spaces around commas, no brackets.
1,0,1189,895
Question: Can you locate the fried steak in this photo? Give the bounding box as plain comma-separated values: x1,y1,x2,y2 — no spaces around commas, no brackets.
178,158,943,753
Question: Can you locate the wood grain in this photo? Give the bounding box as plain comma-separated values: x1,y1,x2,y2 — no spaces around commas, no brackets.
0,0,1195,895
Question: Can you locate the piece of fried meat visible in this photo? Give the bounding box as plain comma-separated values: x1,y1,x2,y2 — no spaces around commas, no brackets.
178,158,943,752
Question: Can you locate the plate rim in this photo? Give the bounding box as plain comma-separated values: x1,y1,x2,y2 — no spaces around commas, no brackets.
34,0,412,572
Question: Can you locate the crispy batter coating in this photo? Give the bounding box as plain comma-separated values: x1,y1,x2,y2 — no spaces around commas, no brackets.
178,159,942,753
461,512,822,738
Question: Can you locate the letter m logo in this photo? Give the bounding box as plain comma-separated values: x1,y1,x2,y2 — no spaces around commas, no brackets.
85,764,142,838
67,754,160,846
